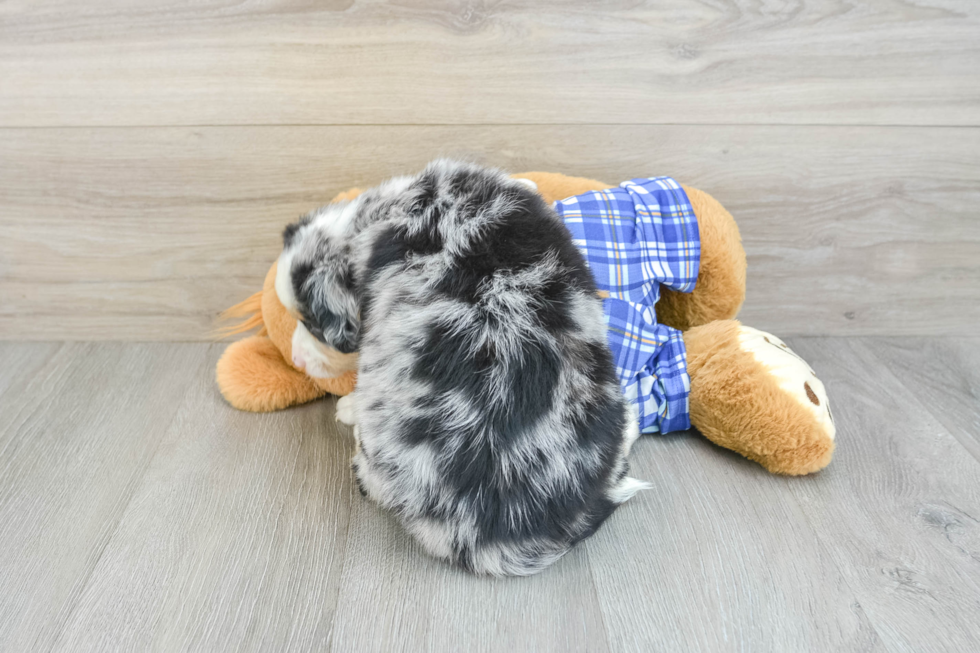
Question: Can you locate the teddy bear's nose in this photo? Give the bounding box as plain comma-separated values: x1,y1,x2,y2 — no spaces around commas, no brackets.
292,351,306,370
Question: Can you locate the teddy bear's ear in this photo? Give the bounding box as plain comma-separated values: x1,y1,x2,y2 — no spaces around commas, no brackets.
214,290,266,339
331,188,364,203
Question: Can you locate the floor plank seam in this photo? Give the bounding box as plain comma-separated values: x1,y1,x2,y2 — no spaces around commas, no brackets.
582,545,615,653
788,339,980,648
323,482,361,653
0,343,76,465
323,471,356,653
44,346,215,650
859,340,980,466
778,481,894,652
240,430,308,642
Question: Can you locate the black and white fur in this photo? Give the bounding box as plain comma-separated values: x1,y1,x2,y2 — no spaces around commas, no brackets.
277,160,647,576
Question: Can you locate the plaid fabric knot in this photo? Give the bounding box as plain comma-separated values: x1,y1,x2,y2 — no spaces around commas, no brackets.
554,177,701,433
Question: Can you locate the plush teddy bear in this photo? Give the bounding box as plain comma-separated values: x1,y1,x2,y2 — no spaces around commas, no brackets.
216,173,835,475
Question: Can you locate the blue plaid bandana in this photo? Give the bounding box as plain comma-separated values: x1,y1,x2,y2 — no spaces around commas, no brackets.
554,177,701,434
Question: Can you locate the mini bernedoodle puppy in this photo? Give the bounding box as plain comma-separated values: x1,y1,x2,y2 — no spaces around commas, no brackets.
276,160,649,576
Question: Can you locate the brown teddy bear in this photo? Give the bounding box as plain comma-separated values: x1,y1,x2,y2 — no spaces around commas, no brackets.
217,172,834,475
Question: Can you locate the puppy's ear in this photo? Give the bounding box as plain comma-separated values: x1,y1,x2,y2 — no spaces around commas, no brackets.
282,216,311,249
303,258,361,354
331,314,360,354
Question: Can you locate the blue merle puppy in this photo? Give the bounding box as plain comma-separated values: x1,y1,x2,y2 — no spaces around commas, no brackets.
275,160,648,576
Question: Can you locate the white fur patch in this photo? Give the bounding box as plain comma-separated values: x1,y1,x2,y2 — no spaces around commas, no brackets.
275,248,299,316
621,405,642,457
309,195,362,239
291,321,359,379
336,393,358,425
608,477,653,503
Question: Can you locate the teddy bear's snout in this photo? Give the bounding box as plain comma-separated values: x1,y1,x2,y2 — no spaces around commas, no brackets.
292,350,306,370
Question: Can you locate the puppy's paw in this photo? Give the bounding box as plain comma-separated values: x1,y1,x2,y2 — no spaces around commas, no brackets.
336,393,358,425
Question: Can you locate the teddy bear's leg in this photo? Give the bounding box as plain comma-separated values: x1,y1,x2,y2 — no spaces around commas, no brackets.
512,173,746,332
656,187,747,332
216,336,329,412
683,320,835,475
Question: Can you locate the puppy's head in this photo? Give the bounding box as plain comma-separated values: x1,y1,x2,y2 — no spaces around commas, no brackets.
276,201,361,379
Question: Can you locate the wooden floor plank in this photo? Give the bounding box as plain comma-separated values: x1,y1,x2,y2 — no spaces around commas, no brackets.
0,343,208,652
787,337,980,652
2,340,979,650
1,0,978,127
583,433,886,652
52,346,354,652
860,337,980,463
0,342,59,395
2,125,977,340
328,491,610,653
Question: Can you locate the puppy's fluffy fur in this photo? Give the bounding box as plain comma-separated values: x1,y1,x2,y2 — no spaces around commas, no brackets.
278,160,647,576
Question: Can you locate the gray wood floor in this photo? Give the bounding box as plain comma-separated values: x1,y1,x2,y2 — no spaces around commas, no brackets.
0,338,978,652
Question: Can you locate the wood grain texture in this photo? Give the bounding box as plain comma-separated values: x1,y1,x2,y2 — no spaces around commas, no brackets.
0,342,58,395
788,337,980,652
52,346,355,652
2,125,978,340
2,341,980,651
860,337,980,463
328,497,610,653
583,432,886,651
0,343,208,652
1,0,978,127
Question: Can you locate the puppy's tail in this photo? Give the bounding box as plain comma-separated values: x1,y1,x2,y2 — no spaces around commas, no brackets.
609,404,650,503
608,476,653,504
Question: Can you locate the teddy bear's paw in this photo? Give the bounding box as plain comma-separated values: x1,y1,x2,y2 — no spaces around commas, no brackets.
336,393,359,425
216,336,329,412
685,320,836,475
735,326,835,443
